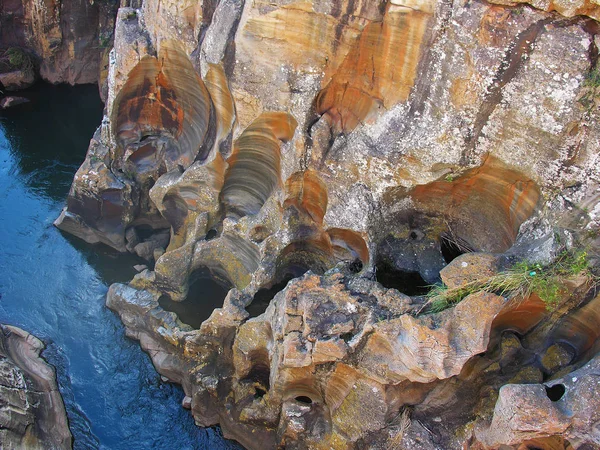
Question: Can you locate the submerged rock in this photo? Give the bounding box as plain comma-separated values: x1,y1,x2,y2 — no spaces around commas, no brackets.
0,325,72,450
0,96,30,109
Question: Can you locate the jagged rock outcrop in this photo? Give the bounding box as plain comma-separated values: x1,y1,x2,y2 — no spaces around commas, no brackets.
476,353,600,448
107,270,510,449
54,0,600,448
0,325,72,450
0,0,118,90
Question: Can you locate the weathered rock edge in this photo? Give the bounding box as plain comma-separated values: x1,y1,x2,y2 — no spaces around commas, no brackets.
106,270,509,449
0,324,72,450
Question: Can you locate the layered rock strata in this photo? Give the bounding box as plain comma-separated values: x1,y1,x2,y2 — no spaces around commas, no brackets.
0,325,72,450
55,0,600,448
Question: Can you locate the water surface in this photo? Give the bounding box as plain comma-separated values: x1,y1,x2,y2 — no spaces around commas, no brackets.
0,83,239,450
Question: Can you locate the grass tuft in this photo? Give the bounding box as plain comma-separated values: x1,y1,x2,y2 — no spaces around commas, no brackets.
386,408,411,450
1,47,34,75
579,65,600,111
421,250,597,314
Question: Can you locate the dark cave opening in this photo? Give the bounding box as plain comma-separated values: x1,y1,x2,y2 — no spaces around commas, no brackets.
295,396,313,405
254,387,267,399
158,268,231,329
348,258,363,273
375,262,430,296
545,384,566,402
134,224,156,241
246,275,295,318
243,350,271,396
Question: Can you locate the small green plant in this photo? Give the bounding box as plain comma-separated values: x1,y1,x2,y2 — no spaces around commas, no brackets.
422,250,596,314
123,167,136,179
445,174,455,182
98,34,112,49
579,65,600,112
584,66,600,88
0,47,34,75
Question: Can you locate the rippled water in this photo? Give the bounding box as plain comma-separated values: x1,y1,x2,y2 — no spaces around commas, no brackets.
0,83,239,450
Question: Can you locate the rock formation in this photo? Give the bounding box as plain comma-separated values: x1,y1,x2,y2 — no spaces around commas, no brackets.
0,0,119,94
55,0,600,448
0,325,72,450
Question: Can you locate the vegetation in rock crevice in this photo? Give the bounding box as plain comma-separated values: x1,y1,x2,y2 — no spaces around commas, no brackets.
0,47,34,76
422,250,598,314
579,65,600,112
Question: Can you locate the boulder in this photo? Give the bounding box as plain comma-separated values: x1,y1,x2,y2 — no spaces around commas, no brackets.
477,355,600,447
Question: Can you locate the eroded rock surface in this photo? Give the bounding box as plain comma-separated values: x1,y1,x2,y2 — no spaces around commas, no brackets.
0,325,72,450
476,354,600,448
0,0,118,89
107,271,510,449
54,0,600,448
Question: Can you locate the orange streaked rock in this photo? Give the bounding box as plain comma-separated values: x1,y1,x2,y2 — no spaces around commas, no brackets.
550,293,600,358
326,228,369,264
492,294,548,335
112,40,211,171
358,291,506,383
275,237,336,280
221,112,298,219
205,63,236,155
241,1,379,77
410,156,541,252
316,5,432,133
284,169,329,225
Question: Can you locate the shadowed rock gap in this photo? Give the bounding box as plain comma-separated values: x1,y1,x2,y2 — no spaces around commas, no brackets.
545,384,566,401
440,232,474,264
246,275,294,318
158,268,231,329
375,261,431,296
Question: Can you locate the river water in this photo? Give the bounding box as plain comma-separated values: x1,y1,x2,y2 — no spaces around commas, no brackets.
0,84,239,449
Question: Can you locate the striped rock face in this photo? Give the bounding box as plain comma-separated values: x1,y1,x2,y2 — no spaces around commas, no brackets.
55,0,600,448
221,112,298,219
112,40,212,175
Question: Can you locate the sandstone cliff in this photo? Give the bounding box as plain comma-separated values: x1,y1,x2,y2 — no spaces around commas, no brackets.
55,0,600,448
0,0,118,92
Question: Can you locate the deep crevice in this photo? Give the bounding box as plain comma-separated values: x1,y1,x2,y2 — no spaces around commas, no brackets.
440,233,473,264
205,228,218,240
545,384,566,402
246,275,294,318
375,262,430,296
254,387,266,399
295,396,313,405
158,268,231,329
242,349,271,393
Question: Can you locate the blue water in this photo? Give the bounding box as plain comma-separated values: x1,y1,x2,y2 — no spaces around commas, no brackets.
0,84,240,450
